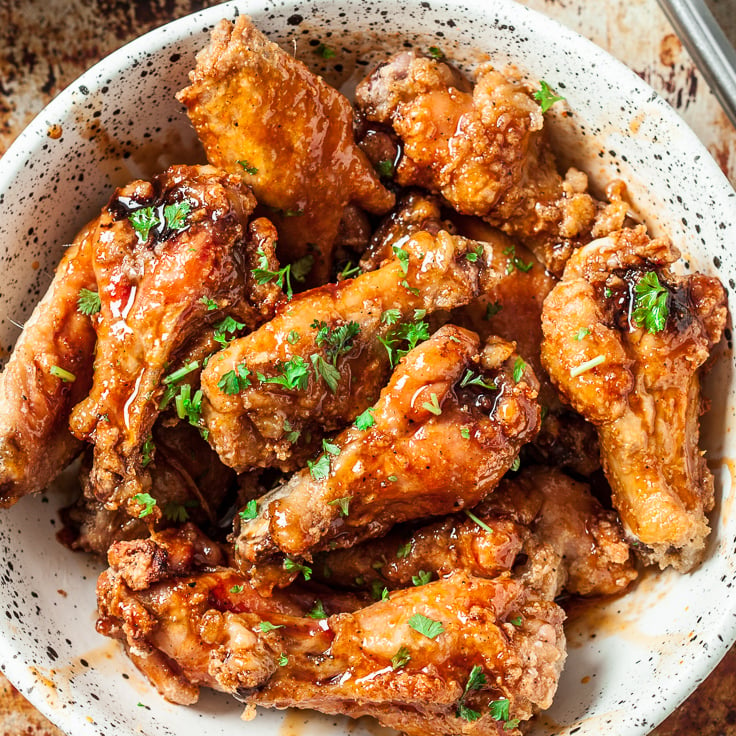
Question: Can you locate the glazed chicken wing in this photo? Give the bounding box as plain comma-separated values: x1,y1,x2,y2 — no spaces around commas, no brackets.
201,227,501,473
97,547,566,736
235,325,540,570
355,50,628,274
541,227,727,571
68,165,281,514
0,220,97,506
177,17,394,283
314,466,636,600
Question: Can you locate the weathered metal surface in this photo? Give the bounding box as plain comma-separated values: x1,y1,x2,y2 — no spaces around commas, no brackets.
0,0,734,734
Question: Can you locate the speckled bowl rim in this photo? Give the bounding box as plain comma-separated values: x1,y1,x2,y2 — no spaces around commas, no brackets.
0,1,735,736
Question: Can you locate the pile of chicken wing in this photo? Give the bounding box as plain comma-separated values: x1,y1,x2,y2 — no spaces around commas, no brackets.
0,16,728,735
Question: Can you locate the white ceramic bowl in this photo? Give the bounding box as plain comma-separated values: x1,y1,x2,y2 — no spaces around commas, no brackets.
1,1,735,734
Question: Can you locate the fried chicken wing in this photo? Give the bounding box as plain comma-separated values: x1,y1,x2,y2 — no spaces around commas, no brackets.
201,227,498,473
59,423,236,556
177,17,394,283
0,219,97,506
67,165,280,514
97,555,566,736
314,466,636,599
541,227,727,570
355,51,628,274
235,325,540,569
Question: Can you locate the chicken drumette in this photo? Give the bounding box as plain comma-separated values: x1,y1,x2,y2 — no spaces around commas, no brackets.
541,226,727,571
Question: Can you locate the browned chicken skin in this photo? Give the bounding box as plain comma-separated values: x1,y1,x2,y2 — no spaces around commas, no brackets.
235,325,540,569
541,227,727,570
177,17,394,283
314,466,636,600
67,165,280,515
0,219,98,506
355,50,628,274
201,227,502,473
97,540,566,736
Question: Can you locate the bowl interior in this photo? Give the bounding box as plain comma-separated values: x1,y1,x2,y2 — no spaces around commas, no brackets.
1,1,735,735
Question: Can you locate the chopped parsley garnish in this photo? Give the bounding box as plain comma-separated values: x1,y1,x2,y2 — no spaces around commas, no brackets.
391,646,411,669
313,320,361,365
307,600,328,619
459,369,496,390
512,357,527,383
511,615,523,627
376,159,395,178
393,245,410,275
163,499,197,523
408,613,444,640
141,435,155,468
239,499,258,520
428,46,445,60
163,201,191,231
237,159,258,175
465,245,484,263
258,621,284,632
316,42,336,59
283,557,312,581
77,288,101,316
485,301,502,319
387,475,398,482
200,296,218,311
213,316,245,347
230,584,244,594
287,330,300,345
570,354,605,378
217,364,251,394
604,286,613,298
401,279,420,296
129,207,159,243
457,665,487,722
307,453,331,481
322,438,340,456
381,308,402,326
370,581,390,601
465,509,493,534
337,261,362,280
489,697,519,730
460,427,471,439
278,653,288,666
632,271,670,333
380,318,430,367
354,407,375,430
422,392,442,415
574,327,591,341
503,245,534,274
50,365,76,382
397,540,413,558
259,356,311,390
533,80,566,113
283,419,301,443
133,492,157,518
163,360,199,385
252,249,294,298
327,496,352,517
412,570,432,586
510,456,521,472
311,353,340,392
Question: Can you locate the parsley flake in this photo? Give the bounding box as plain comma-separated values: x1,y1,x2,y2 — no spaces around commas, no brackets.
260,356,311,390
163,499,197,523
457,665,487,722
313,320,361,365
354,407,375,430
283,558,312,581
230,584,244,594
397,540,413,558
574,327,591,341
412,570,432,586
512,357,527,383
465,245,484,263
533,80,566,113
283,419,301,443
465,509,494,534
511,615,523,627
307,453,331,481
77,288,101,316
239,499,258,520
460,427,471,439
422,392,442,415
258,621,284,632
316,42,336,59
459,369,496,390
217,364,252,395
311,353,340,392
381,308,401,326
50,365,76,382
489,697,519,729
252,249,294,298
129,207,159,243
200,296,218,310
322,438,340,456
141,435,155,468
133,492,157,518
291,254,314,283
393,245,410,275
428,46,445,60
408,613,444,640
338,261,362,280
632,271,670,333
327,496,351,517
237,159,258,175
376,159,395,178
163,201,191,231
503,245,534,274
213,316,245,347
510,456,521,472
391,646,411,669
278,653,288,666
485,301,502,319
307,600,327,619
